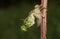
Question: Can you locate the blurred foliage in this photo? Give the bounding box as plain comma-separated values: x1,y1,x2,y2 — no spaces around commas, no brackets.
0,0,60,39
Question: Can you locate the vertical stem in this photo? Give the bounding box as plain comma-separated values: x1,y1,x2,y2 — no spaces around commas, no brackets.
41,0,48,39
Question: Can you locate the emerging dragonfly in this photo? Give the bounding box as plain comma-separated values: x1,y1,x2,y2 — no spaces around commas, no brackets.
20,4,43,31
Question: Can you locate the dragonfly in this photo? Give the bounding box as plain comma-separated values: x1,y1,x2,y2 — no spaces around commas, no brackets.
20,4,43,31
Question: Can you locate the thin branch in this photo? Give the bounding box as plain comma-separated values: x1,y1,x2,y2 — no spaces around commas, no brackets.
41,0,48,39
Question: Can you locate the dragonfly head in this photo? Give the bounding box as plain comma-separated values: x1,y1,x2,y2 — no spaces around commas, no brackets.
34,4,40,9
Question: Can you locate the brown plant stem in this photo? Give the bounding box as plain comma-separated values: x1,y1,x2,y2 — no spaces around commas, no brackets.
41,0,48,39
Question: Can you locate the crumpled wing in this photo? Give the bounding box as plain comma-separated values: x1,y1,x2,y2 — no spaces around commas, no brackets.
34,12,42,27
36,18,42,27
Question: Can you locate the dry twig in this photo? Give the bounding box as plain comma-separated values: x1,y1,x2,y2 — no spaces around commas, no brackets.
41,0,48,39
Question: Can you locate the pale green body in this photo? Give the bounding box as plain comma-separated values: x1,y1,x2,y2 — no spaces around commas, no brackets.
21,13,35,31
21,4,42,31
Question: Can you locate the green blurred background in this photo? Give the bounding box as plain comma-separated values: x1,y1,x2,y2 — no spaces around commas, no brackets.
0,0,60,39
